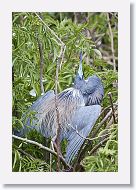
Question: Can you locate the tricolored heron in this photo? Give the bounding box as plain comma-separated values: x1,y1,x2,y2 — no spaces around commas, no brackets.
15,52,104,164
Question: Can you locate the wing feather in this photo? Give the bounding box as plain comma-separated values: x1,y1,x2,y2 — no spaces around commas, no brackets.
65,105,101,164
23,88,85,138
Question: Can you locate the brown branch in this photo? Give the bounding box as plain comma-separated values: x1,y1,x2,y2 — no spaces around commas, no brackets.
35,13,64,46
97,117,114,142
107,13,116,71
70,125,110,142
108,92,116,124
106,116,114,129
12,135,70,169
99,103,117,118
13,144,35,160
91,109,113,138
17,148,36,160
54,44,66,171
54,61,61,171
36,33,45,94
93,100,118,135
75,137,109,169
74,12,78,24
89,137,109,155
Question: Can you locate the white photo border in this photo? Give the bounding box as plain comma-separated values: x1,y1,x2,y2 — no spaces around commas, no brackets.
0,0,130,184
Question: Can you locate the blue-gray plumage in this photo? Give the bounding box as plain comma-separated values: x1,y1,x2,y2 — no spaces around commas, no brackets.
16,52,104,164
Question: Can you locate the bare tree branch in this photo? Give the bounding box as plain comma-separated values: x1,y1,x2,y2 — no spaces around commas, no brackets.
89,137,109,155
54,61,61,171
36,33,45,94
73,136,109,168
35,13,64,46
92,109,113,138
99,103,117,118
108,92,116,124
12,135,70,169
54,44,66,171
70,125,110,142
13,144,36,160
107,13,116,71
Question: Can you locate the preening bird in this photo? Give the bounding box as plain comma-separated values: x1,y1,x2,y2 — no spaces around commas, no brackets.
16,52,104,164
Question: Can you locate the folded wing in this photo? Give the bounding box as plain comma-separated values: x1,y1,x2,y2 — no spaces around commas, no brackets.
65,105,101,164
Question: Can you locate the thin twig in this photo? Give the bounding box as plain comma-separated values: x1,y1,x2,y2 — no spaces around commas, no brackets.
107,13,116,71
13,144,35,160
89,137,109,155
12,135,70,169
36,33,45,94
106,116,114,129
78,138,110,169
59,45,66,69
35,13,64,46
86,13,91,65
92,109,113,138
54,45,65,171
70,125,110,142
49,142,53,172
18,148,36,160
54,56,61,171
35,12,66,66
92,101,118,134
74,12,78,24
73,135,109,168
12,135,56,156
99,103,117,117
108,92,116,124
97,117,114,141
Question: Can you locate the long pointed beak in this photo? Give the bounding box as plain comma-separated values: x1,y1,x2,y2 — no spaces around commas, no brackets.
78,52,83,79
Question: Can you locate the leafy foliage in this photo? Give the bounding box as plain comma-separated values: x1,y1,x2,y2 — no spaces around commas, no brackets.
82,125,118,172
12,12,118,172
12,148,51,172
